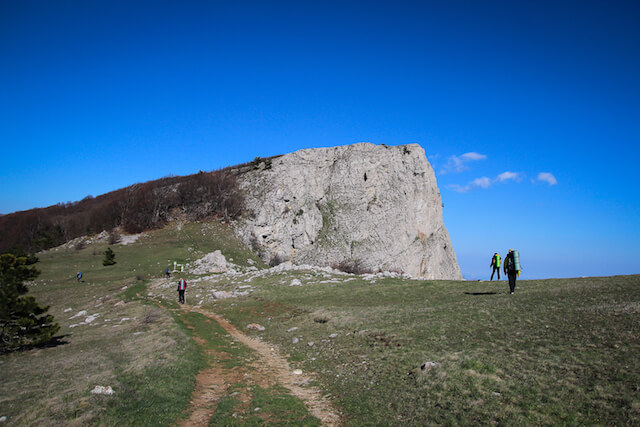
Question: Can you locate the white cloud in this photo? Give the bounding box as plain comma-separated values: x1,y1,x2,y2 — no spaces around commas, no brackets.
460,152,487,162
496,171,520,182
447,171,522,193
446,184,468,193
447,176,492,193
447,170,556,194
472,177,492,189
537,172,558,186
441,152,487,174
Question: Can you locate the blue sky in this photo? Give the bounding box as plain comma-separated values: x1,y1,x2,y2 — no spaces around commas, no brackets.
1,0,638,279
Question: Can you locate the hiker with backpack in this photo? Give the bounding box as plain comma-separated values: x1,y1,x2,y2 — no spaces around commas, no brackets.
503,249,521,294
177,278,187,304
490,253,501,280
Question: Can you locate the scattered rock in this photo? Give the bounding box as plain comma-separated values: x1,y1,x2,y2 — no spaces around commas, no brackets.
91,385,114,395
329,333,338,338
189,250,229,274
492,392,502,397
0,416,7,423
114,301,125,307
63,308,72,313
212,289,251,299
119,233,144,245
292,337,299,344
287,327,298,332
247,323,265,331
211,291,233,299
289,279,302,286
293,369,303,375
307,341,315,347
84,314,99,323
69,310,87,319
420,361,438,371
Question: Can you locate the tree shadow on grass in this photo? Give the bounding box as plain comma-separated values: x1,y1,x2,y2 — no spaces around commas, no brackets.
2,334,71,355
464,292,498,296
35,334,72,349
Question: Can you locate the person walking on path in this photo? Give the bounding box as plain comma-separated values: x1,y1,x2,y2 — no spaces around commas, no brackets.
76,271,82,282
177,278,187,304
490,253,501,280
165,267,170,279
503,249,518,294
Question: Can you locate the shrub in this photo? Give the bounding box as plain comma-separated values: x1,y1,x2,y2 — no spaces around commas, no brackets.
269,253,287,267
103,247,116,266
0,167,245,253
332,258,372,275
0,253,60,352
108,229,121,245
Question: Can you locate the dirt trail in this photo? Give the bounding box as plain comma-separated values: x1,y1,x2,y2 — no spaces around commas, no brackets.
176,304,342,426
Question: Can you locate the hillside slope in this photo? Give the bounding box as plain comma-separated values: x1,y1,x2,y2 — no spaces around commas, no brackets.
2,220,638,425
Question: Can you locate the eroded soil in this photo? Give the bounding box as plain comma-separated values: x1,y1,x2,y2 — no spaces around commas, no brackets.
175,305,341,426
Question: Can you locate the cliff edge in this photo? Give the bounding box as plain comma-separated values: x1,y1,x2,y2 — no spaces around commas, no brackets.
236,143,462,280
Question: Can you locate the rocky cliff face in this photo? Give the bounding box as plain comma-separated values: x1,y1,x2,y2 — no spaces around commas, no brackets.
236,143,462,280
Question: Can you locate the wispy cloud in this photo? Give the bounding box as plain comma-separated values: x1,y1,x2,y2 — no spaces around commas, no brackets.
460,152,487,161
473,177,492,188
537,172,558,186
441,152,487,174
447,176,492,193
496,171,520,182
447,171,521,193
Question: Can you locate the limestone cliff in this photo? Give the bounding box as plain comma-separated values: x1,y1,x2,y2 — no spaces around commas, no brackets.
236,143,462,280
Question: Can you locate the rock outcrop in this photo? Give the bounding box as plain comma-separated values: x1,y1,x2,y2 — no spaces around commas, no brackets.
236,143,462,280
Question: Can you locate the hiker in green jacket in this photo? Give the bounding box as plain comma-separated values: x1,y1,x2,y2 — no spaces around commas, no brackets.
490,253,501,280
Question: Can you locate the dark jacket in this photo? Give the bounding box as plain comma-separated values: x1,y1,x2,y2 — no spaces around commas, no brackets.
503,252,516,274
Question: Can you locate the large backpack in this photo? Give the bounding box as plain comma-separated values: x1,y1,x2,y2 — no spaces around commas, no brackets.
178,279,186,290
512,251,522,274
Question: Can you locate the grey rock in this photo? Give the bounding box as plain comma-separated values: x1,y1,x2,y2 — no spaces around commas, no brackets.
237,143,461,279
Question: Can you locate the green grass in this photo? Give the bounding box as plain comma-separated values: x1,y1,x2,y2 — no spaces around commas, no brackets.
0,222,257,425
210,274,640,425
178,310,255,368
3,220,639,425
208,384,321,426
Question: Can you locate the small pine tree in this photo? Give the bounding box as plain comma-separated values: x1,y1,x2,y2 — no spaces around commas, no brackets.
103,247,116,266
0,253,60,352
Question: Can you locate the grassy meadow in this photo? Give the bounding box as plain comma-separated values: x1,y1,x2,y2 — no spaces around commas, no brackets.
208,273,640,425
1,220,639,425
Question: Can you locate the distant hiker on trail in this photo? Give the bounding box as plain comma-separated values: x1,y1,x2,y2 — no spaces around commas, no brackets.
490,253,501,281
177,278,187,304
77,271,82,282
503,249,521,294
165,267,170,279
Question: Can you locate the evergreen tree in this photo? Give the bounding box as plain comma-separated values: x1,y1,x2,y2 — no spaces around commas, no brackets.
0,253,60,352
103,247,116,266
